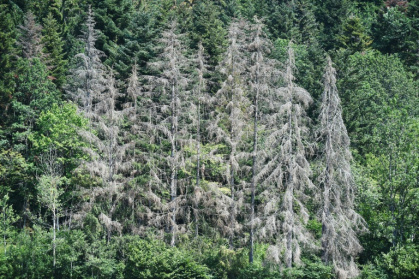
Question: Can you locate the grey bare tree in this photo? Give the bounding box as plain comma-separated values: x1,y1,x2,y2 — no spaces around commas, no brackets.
75,70,133,243
208,19,250,248
147,21,191,246
65,6,106,120
246,16,279,263
260,42,315,268
318,56,366,279
17,11,43,60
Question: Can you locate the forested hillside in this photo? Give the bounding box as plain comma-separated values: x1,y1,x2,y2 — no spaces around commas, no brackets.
0,0,418,278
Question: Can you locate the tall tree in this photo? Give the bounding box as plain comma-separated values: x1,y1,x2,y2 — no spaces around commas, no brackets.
262,42,315,268
76,70,132,243
147,21,191,246
318,56,366,278
17,11,43,60
189,42,210,237
0,4,17,117
246,16,278,264
209,19,250,248
37,148,63,269
65,6,106,119
42,12,67,87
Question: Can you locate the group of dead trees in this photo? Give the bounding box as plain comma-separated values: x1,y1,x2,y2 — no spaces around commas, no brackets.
67,9,365,278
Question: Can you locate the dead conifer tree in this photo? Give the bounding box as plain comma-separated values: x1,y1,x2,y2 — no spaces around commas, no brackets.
209,19,250,248
318,56,366,279
246,16,279,263
260,42,315,268
76,70,133,243
65,6,106,119
17,11,43,60
146,21,191,246
188,42,210,238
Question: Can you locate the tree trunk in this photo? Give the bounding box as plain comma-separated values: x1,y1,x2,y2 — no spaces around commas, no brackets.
249,79,259,264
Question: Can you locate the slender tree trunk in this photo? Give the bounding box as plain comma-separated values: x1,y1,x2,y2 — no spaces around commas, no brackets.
3,209,6,256
53,205,56,269
286,109,294,269
229,169,235,249
195,97,201,238
170,81,177,247
249,76,259,264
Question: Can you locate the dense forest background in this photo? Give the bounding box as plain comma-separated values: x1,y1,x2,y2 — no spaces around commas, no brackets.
0,0,418,278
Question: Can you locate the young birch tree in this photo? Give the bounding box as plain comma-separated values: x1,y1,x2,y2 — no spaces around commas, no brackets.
260,42,315,268
318,56,366,279
209,19,250,248
37,148,63,269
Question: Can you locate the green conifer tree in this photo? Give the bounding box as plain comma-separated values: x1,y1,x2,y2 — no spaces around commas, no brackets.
0,4,17,119
42,12,67,87
339,15,372,53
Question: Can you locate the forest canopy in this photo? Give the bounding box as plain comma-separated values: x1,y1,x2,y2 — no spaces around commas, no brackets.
0,0,418,278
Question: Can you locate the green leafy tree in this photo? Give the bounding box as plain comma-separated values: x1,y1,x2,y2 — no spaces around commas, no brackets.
313,0,350,50
125,237,211,279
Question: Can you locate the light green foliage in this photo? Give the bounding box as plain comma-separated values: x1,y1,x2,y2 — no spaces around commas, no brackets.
282,256,334,279
0,195,17,259
379,244,419,279
30,102,88,172
125,238,211,279
37,175,63,212
9,58,60,152
7,226,53,278
0,1,417,278
338,15,372,53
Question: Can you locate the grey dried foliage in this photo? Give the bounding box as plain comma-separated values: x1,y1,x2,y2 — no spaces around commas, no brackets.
17,11,44,60
208,19,251,247
140,21,192,246
318,56,367,279
260,42,315,267
245,16,281,263
65,6,106,118
184,41,218,238
76,70,133,243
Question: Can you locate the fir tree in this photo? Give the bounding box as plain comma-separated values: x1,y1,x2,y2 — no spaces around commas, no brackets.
318,56,366,279
0,4,17,118
338,15,372,53
65,6,106,119
42,12,67,87
17,11,44,60
209,19,250,248
147,21,191,246
262,42,315,267
246,16,278,264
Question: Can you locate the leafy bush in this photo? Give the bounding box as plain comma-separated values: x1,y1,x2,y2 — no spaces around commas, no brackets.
124,237,211,279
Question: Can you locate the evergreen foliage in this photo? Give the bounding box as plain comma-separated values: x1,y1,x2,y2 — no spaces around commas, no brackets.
0,1,417,278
